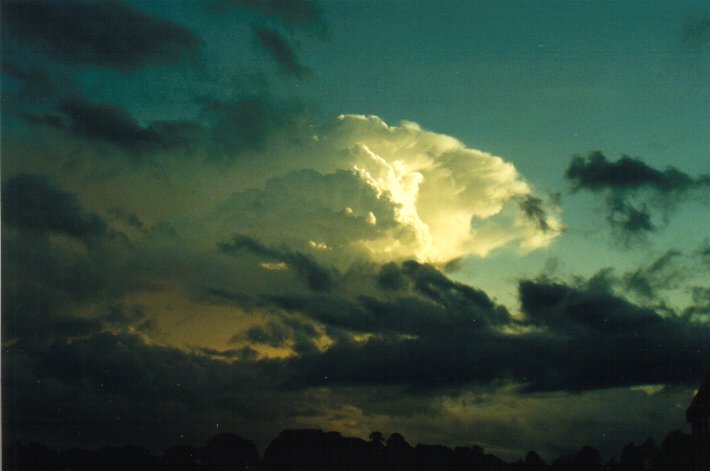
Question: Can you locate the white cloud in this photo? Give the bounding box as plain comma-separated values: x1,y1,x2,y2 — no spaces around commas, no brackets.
216,114,562,264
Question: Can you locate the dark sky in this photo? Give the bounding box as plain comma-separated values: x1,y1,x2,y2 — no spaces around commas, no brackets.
2,0,710,462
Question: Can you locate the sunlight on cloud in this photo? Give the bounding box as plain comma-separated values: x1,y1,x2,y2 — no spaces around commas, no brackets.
214,114,562,266
322,115,563,262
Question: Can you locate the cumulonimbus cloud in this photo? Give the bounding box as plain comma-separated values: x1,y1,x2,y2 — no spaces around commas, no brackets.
217,115,563,265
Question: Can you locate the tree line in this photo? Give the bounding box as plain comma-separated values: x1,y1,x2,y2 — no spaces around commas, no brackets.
4,427,710,470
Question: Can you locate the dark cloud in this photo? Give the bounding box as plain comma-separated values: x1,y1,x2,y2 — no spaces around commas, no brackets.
219,235,333,291
1,290,103,342
246,323,291,347
240,318,319,354
2,331,284,450
4,250,710,452
622,250,683,300
202,96,311,157
565,152,710,240
565,152,697,193
1,61,57,104
516,276,709,391
56,97,199,153
391,261,499,317
253,26,310,78
1,175,154,342
222,257,502,340
2,0,200,71
271,263,710,393
518,195,554,233
2,174,106,238
23,94,308,160
605,197,655,240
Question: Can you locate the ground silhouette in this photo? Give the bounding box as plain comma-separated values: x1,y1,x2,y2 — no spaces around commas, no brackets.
4,427,710,470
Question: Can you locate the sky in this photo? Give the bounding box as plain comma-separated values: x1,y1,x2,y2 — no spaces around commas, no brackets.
2,0,710,462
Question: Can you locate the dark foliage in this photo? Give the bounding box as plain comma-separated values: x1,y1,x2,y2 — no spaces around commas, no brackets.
3,428,710,471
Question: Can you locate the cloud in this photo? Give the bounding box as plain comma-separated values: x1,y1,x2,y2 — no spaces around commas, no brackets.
52,97,200,154
260,261,710,393
2,331,288,450
202,96,312,157
2,0,200,71
6,113,560,264
219,234,334,291
565,151,698,193
516,275,709,391
2,174,107,238
213,115,562,265
253,26,310,78
1,61,57,104
518,194,559,234
565,151,710,241
1,175,158,342
19,94,311,161
4,327,695,460
622,250,684,301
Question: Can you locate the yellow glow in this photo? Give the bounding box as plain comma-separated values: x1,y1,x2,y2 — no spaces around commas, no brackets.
259,261,289,271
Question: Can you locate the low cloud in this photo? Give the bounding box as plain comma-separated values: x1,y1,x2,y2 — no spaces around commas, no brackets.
565,151,710,242
1,61,57,104
2,174,107,238
2,0,201,71
219,235,334,291
565,151,698,192
19,94,310,160
56,97,199,154
276,267,710,393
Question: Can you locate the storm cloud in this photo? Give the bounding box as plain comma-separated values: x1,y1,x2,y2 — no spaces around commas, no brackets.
274,265,710,393
219,234,334,292
55,97,199,153
2,174,106,238
565,151,710,240
2,0,200,71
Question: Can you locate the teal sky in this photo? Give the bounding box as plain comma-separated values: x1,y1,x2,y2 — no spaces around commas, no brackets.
3,0,710,463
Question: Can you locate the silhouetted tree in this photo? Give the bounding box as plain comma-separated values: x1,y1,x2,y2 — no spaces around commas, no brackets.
262,429,372,471
4,441,60,471
205,433,259,471
551,445,602,471
162,444,202,471
511,450,547,471
369,431,385,447
386,432,410,449
8,423,710,471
